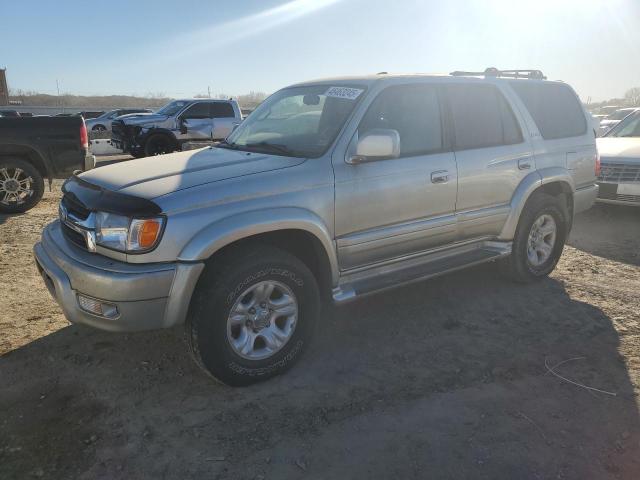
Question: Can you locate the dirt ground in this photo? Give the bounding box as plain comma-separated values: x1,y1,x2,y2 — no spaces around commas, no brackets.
1,175,640,479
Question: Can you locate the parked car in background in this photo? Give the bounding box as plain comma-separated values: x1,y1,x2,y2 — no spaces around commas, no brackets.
34,69,598,385
0,110,21,117
0,116,95,212
85,108,153,132
598,107,639,135
80,111,105,120
596,110,640,206
111,99,241,157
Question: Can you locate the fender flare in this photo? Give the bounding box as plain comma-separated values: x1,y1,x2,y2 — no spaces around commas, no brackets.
0,143,53,180
177,207,340,284
498,167,575,240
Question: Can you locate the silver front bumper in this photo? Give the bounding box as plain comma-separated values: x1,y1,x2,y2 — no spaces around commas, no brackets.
33,221,204,332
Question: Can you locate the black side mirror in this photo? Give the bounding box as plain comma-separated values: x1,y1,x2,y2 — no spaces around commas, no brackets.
179,118,188,135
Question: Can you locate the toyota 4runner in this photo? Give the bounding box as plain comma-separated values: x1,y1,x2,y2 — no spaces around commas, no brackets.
34,69,598,386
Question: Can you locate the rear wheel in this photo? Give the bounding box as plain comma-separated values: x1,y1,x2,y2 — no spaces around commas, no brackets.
144,134,175,157
0,158,44,214
186,245,320,386
500,192,568,283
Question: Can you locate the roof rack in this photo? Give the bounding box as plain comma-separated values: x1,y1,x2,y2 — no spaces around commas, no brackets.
450,67,547,80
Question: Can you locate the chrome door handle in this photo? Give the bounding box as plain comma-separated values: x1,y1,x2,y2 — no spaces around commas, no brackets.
518,157,532,170
431,170,449,184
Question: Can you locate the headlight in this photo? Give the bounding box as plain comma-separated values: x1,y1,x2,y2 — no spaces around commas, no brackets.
95,212,165,253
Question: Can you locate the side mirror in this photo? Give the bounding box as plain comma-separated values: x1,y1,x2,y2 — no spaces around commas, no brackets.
179,118,188,135
347,129,400,164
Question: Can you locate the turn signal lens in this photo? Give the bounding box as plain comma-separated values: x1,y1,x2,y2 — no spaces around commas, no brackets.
129,218,163,251
595,149,601,178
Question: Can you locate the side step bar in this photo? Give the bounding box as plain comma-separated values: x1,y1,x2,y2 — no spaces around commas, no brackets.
332,242,511,304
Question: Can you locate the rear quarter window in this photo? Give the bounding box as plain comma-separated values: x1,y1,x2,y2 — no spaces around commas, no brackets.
510,82,587,140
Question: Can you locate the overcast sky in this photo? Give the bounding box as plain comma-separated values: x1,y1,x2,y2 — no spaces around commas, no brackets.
3,0,639,102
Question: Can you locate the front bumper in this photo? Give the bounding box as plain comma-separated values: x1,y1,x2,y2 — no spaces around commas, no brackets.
33,221,204,332
596,181,640,206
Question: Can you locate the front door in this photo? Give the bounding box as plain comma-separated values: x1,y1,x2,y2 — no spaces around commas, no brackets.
333,83,458,271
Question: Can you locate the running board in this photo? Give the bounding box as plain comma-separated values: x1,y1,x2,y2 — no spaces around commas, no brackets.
332,241,511,304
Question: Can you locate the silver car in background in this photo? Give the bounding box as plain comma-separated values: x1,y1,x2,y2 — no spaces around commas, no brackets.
85,108,153,132
598,107,640,136
596,110,640,206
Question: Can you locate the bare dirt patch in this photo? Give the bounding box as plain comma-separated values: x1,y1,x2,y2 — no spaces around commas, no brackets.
1,192,639,479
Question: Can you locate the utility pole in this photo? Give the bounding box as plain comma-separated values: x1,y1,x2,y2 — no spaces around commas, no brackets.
56,79,64,114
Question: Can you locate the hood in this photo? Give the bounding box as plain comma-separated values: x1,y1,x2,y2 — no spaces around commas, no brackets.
79,146,306,199
119,113,168,125
117,112,155,120
600,119,620,127
597,137,640,163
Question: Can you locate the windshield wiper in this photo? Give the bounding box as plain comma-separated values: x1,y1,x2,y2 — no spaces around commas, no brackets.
244,142,295,156
216,139,241,150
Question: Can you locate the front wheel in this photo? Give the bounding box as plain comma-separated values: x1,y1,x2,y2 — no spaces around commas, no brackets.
186,245,320,386
0,158,45,214
144,134,175,156
500,193,568,283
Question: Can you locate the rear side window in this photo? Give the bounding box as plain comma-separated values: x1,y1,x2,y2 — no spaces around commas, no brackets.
358,84,443,158
211,102,235,118
510,82,586,140
446,84,523,150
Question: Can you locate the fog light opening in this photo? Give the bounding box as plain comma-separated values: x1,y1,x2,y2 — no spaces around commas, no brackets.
77,294,119,319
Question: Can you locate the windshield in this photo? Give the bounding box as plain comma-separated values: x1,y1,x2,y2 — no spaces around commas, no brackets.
608,109,635,121
605,112,640,137
223,84,366,158
156,100,190,117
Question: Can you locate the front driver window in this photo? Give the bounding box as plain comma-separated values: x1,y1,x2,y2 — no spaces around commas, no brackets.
358,84,443,158
182,103,210,119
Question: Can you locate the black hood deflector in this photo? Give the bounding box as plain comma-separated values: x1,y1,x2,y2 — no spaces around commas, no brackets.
62,175,162,217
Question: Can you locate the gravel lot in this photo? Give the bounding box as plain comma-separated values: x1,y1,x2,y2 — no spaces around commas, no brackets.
1,170,639,479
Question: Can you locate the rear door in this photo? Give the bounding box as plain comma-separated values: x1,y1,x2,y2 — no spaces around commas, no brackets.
445,83,533,241
211,102,238,140
333,83,458,270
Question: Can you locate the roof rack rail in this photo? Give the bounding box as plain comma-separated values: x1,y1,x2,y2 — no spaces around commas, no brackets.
450,67,547,80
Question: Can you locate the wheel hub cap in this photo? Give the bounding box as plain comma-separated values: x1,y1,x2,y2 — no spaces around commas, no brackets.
0,167,34,205
526,214,557,267
227,280,298,361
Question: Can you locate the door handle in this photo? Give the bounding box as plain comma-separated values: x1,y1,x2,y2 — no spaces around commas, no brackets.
518,157,532,170
431,170,450,184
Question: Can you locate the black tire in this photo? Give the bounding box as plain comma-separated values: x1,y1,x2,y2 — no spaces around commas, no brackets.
144,134,175,157
0,157,45,214
500,192,568,283
186,245,320,386
130,148,146,159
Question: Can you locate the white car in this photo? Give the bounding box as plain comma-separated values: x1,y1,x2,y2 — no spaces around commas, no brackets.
596,110,640,206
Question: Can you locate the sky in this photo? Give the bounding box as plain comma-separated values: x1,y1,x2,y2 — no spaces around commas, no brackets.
2,0,640,102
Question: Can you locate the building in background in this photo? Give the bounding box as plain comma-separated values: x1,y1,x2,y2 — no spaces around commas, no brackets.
0,69,8,105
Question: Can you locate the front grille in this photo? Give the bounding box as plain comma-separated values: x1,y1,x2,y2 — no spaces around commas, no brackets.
111,120,126,141
597,190,640,204
598,162,640,183
61,221,88,248
61,195,90,220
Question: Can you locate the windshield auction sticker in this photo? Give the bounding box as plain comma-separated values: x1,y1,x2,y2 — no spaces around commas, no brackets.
324,86,364,100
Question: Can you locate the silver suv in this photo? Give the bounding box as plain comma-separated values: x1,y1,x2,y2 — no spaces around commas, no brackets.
34,69,598,386
111,98,242,157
